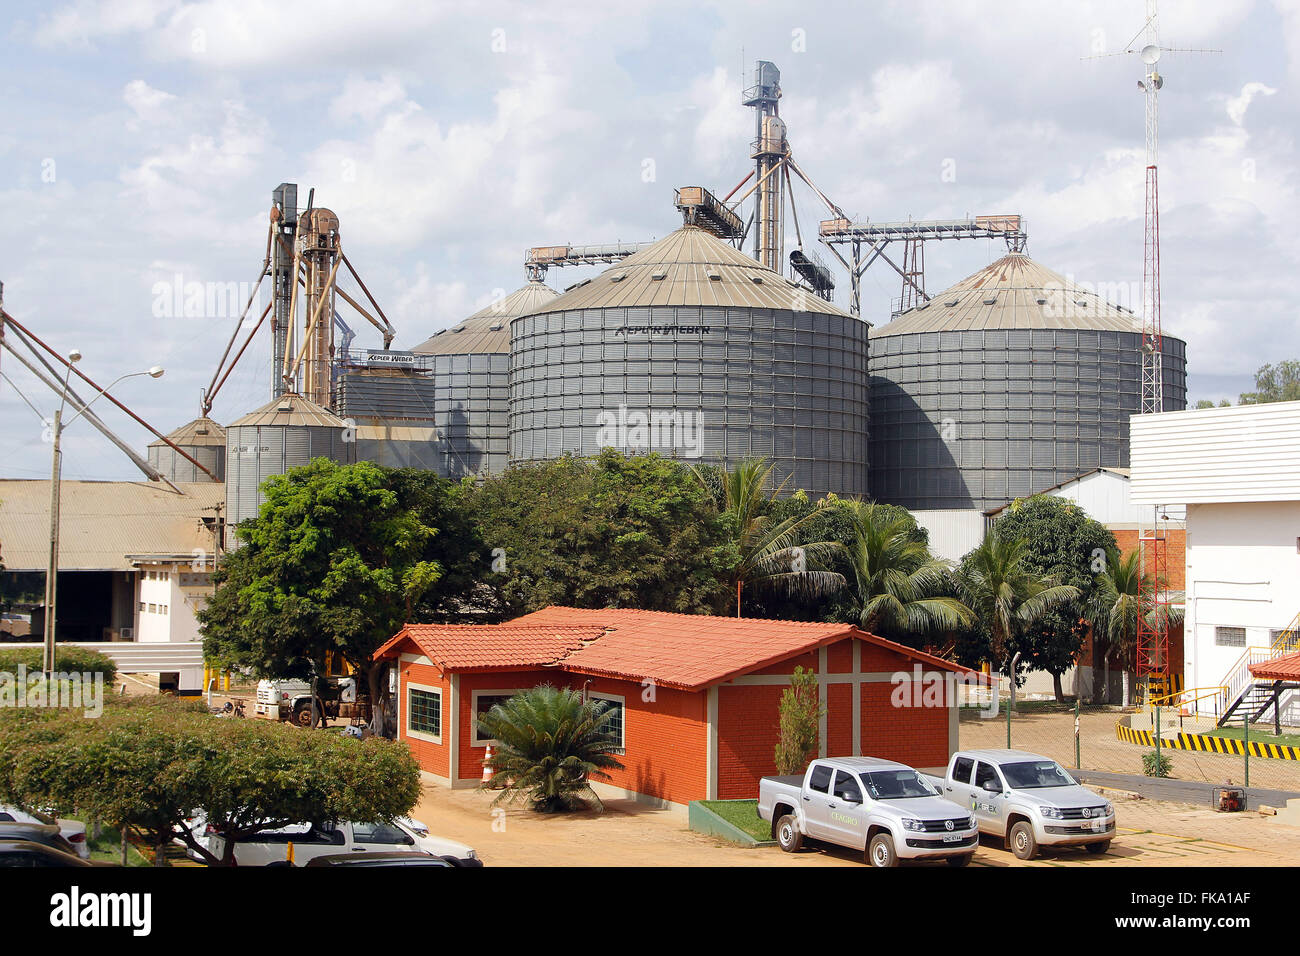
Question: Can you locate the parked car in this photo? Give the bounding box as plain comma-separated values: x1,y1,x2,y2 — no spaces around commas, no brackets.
207,818,479,867
758,757,978,867
303,851,455,868
0,840,96,867
0,805,89,859
924,749,1115,860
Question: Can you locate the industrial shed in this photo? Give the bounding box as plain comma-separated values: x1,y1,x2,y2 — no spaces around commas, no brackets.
376,607,979,808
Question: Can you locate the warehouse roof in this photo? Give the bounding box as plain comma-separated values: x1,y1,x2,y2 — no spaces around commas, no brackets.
413,280,559,355
377,606,978,691
523,225,856,318
874,252,1148,336
0,480,223,571
147,416,225,448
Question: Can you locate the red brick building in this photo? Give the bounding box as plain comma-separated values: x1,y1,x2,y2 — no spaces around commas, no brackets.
375,607,980,808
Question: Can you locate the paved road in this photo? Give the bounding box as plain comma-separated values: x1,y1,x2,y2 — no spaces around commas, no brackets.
1073,768,1300,809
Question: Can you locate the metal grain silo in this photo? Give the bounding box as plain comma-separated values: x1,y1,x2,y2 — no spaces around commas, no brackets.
224,393,354,538
869,252,1187,511
412,280,558,478
147,417,225,483
508,225,870,498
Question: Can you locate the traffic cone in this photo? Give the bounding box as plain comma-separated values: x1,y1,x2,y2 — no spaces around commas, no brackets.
482,745,494,784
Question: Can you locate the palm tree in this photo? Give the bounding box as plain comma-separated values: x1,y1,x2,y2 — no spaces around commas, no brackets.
1087,548,1186,706
955,528,1081,665
840,500,974,637
694,458,844,616
478,685,625,812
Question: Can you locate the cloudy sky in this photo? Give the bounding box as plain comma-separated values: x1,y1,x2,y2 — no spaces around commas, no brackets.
0,0,1295,480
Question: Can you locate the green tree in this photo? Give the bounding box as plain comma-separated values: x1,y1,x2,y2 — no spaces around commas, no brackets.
694,458,844,616
478,685,625,812
0,696,421,865
1194,399,1232,409
1239,360,1300,405
469,451,736,616
838,500,973,643
955,528,1081,675
991,496,1116,701
199,460,448,734
774,666,824,775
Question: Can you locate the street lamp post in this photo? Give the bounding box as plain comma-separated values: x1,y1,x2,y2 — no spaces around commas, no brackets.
42,359,165,681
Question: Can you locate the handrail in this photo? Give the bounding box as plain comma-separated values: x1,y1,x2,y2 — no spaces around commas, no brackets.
1149,685,1227,718
1271,610,1300,655
1220,645,1273,711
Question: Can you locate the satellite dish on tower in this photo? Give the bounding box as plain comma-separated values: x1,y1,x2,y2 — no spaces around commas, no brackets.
1140,44,1161,64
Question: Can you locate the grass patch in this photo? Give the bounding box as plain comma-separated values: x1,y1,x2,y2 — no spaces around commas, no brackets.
1210,726,1300,748
698,799,769,842
85,826,150,867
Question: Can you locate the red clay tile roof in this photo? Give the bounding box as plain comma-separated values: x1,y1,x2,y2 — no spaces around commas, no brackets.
378,606,982,691
1250,651,1300,681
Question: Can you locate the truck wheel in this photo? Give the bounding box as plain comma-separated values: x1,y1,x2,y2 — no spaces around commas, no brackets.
1009,821,1038,860
947,853,973,867
775,814,803,853
1085,840,1111,855
293,704,313,727
867,833,898,868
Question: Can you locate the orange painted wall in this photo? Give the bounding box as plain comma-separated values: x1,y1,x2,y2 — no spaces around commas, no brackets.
859,681,951,769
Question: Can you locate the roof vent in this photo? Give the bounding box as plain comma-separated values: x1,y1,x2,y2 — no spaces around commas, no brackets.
564,278,592,292
944,299,959,307
489,323,504,331
651,271,668,281
706,270,722,281
610,272,627,282
749,275,764,284
917,300,930,310
1075,298,1088,308
982,296,997,305
1035,297,1047,305
451,325,464,333
276,401,293,413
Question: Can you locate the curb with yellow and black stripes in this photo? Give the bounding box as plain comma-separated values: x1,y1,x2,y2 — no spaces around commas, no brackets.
1116,721,1300,760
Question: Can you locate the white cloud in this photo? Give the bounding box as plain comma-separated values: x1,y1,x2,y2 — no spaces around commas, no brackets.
1225,81,1278,125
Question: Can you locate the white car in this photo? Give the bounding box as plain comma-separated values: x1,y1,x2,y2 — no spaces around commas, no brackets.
205,817,479,866
0,805,90,860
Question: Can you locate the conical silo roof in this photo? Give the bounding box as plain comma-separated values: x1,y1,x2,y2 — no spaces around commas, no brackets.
874,251,1144,336
525,225,853,317
228,392,347,428
147,416,225,448
412,280,559,355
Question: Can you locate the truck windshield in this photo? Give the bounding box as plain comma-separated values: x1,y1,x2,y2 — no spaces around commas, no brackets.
999,760,1076,789
859,770,938,800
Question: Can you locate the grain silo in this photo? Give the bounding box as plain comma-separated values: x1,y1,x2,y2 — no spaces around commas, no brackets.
869,252,1187,511
412,279,558,478
224,393,353,538
508,225,870,497
147,417,225,483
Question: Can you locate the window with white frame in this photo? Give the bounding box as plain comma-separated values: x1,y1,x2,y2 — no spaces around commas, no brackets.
407,686,442,741
472,690,525,746
1215,626,1247,648
589,692,625,753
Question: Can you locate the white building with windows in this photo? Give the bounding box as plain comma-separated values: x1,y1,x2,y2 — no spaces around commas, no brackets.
1131,401,1300,723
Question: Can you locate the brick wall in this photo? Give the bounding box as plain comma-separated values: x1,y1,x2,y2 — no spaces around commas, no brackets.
397,658,451,778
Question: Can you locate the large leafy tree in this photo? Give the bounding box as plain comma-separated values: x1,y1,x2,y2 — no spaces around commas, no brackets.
838,500,973,643
693,458,844,616
479,685,625,812
990,496,1116,701
199,460,463,733
468,450,736,615
1239,360,1300,405
954,528,1080,682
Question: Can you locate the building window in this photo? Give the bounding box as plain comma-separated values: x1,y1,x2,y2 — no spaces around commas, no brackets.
589,692,625,752
148,604,156,613
472,691,524,747
407,687,442,742
1215,627,1247,648
138,602,145,613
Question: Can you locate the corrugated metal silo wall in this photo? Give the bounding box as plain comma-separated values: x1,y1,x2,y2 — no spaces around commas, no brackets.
868,329,1187,510
224,423,352,535
147,444,226,483
337,371,445,473
508,305,870,498
390,353,509,479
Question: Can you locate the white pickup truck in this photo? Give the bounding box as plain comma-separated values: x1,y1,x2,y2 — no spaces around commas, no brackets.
923,749,1115,860
205,817,480,867
758,757,978,867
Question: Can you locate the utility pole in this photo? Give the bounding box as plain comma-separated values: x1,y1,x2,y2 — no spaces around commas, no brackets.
42,354,78,679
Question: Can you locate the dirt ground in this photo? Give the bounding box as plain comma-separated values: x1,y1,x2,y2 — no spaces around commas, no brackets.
409,780,1300,868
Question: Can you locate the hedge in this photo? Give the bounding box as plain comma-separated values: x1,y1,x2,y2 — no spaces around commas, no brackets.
0,646,118,683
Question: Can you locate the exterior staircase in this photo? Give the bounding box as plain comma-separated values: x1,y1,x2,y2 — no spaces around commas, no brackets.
1215,613,1300,729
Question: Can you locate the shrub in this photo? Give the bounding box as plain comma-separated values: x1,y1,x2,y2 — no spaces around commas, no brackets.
0,646,117,684
1142,750,1173,777
774,666,824,775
